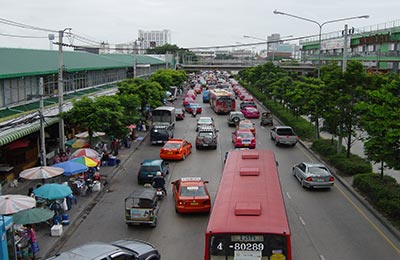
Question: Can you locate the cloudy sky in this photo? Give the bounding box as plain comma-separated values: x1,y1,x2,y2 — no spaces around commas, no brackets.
1,0,399,51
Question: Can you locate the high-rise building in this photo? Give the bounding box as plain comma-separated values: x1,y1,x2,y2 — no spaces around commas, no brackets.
138,29,171,50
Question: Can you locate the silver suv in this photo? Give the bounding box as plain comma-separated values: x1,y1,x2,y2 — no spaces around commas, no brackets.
195,126,218,149
46,239,160,260
227,111,245,126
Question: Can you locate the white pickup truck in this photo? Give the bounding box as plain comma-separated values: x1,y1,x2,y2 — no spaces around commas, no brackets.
270,126,298,146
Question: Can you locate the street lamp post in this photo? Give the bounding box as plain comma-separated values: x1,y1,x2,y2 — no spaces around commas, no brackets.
273,10,368,78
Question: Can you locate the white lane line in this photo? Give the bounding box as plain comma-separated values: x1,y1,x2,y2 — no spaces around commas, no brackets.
320,255,326,260
299,216,306,226
286,192,291,200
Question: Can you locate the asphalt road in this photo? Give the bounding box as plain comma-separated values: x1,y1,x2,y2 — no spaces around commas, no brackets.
56,94,400,260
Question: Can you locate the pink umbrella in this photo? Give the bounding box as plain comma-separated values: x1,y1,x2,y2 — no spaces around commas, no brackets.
70,148,100,159
19,166,64,180
0,195,36,215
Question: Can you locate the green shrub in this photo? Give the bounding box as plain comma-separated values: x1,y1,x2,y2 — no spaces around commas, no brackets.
353,174,400,223
311,139,338,157
329,154,372,175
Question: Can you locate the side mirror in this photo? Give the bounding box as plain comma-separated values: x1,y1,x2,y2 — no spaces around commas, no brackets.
276,161,279,167
216,129,219,132
204,181,209,184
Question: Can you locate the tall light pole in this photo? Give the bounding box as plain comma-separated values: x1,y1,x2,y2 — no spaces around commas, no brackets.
57,28,71,153
273,10,369,78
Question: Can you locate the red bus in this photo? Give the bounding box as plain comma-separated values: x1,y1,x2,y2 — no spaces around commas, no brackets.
209,89,235,114
205,149,292,260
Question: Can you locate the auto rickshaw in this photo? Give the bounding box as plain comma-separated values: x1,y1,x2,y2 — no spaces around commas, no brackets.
260,111,273,126
124,187,159,227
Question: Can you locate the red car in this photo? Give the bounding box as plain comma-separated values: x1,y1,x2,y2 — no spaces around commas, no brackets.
232,129,256,149
242,95,254,101
160,139,192,160
185,103,202,114
171,177,211,213
183,97,195,108
241,107,260,119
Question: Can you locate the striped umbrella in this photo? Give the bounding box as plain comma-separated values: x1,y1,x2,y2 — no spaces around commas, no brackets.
65,138,90,148
71,148,100,159
70,156,100,167
19,166,64,180
0,195,36,215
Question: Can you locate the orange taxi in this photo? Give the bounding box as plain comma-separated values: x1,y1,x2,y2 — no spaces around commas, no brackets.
171,177,211,213
159,139,192,160
237,119,256,136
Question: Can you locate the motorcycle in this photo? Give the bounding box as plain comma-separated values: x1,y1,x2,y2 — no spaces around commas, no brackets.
192,110,197,117
156,188,165,200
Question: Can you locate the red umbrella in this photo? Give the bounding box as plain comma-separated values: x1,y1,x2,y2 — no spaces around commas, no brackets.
127,124,136,129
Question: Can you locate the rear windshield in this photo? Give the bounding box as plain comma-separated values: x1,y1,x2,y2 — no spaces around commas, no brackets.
276,128,295,135
164,143,181,149
140,166,159,172
180,186,207,196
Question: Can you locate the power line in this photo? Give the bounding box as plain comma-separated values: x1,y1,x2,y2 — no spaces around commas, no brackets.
0,17,57,33
0,32,48,39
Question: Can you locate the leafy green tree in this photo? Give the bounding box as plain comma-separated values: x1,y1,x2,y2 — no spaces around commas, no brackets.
145,44,180,54
149,69,187,90
61,96,126,145
117,78,164,112
356,77,400,178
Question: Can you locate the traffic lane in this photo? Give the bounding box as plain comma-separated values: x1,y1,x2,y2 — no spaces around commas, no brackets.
271,138,400,259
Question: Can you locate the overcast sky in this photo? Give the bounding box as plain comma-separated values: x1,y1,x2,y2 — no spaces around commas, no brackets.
1,0,399,51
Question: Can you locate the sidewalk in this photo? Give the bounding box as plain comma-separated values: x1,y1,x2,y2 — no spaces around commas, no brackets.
3,131,149,259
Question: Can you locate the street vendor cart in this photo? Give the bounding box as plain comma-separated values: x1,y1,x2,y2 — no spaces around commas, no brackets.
124,188,159,227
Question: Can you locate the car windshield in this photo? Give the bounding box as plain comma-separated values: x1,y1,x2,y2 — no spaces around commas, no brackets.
276,128,295,135
309,166,329,175
176,109,183,114
238,132,253,139
246,108,257,112
180,186,207,196
240,124,252,129
141,166,159,172
164,143,181,149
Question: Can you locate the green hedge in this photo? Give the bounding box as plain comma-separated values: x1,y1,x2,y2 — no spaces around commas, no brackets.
353,174,400,226
311,139,372,175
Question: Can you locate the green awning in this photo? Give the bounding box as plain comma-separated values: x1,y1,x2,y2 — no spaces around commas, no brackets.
0,117,59,147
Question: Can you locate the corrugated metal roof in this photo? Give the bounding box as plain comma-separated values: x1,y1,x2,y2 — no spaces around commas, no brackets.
0,48,166,79
101,53,166,65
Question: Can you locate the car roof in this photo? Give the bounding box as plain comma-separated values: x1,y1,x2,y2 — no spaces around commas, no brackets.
236,129,253,133
275,125,293,129
142,159,163,166
179,177,204,185
230,111,243,115
49,242,123,259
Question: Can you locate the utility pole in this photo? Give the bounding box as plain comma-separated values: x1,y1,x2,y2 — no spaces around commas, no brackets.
133,40,137,78
39,78,47,166
58,28,71,153
342,24,349,72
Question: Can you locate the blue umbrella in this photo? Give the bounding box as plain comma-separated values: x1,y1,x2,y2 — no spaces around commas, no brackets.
33,183,72,200
53,161,88,176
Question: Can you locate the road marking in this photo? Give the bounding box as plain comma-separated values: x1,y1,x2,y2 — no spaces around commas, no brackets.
336,185,400,255
320,255,326,260
299,216,306,226
286,192,291,200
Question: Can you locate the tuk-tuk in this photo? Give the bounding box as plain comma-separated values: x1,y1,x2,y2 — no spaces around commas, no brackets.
260,111,273,126
124,188,159,227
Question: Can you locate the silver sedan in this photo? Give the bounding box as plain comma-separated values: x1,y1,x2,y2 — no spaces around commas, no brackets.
292,162,334,189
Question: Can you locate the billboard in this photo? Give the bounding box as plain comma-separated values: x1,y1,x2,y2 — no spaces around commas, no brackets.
321,38,350,50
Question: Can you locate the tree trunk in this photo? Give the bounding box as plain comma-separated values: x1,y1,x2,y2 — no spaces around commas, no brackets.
346,132,352,158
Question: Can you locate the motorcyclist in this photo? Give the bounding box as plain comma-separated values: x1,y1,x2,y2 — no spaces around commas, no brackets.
152,171,167,195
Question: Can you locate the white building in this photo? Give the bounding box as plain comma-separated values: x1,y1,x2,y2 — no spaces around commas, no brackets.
138,29,171,50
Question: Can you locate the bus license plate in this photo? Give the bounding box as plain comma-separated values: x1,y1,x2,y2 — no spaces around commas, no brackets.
168,152,173,154
191,202,198,205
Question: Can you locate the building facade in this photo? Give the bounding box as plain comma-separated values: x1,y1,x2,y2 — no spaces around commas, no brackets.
138,29,171,50
300,20,400,73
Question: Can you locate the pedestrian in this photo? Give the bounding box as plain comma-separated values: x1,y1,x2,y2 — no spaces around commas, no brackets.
26,224,39,259
28,188,35,198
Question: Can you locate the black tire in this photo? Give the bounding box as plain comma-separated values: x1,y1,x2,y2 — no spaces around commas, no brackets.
232,117,240,123
196,145,200,149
